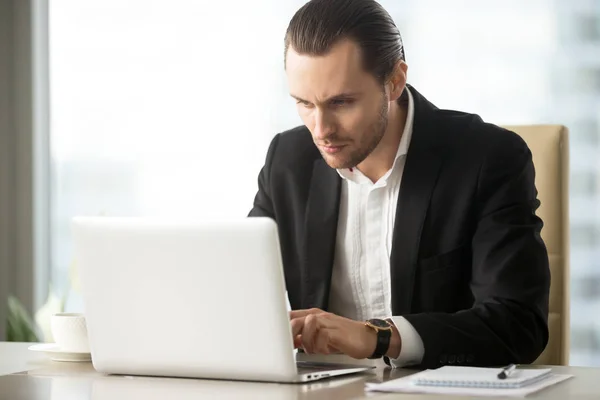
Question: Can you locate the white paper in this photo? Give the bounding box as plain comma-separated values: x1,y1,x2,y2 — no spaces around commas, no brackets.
407,366,552,388
365,373,573,397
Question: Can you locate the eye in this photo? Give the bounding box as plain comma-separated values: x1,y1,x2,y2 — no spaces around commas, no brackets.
296,100,313,108
330,98,353,107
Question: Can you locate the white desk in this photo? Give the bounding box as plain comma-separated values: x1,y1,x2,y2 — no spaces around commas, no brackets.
1,342,598,399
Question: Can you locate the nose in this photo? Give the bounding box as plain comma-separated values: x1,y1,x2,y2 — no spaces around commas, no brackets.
312,109,335,142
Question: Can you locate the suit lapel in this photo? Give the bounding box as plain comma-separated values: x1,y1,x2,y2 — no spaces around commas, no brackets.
390,86,444,315
303,158,341,310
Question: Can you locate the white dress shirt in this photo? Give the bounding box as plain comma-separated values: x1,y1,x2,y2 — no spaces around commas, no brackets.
327,88,425,367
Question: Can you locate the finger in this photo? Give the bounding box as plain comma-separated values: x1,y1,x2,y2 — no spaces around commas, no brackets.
294,334,303,349
301,314,320,354
290,317,305,337
313,328,332,355
289,308,322,319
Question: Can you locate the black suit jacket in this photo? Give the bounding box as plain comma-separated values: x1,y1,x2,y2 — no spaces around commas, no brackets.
248,85,550,369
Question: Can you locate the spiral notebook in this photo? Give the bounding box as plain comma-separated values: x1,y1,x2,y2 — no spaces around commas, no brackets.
364,367,573,397
410,366,552,389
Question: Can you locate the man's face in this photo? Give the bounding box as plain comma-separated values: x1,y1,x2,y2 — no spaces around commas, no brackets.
285,39,389,170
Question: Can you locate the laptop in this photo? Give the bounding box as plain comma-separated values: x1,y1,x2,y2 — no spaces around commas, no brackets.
72,216,374,383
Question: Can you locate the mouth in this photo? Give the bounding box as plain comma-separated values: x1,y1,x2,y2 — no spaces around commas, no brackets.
320,144,346,154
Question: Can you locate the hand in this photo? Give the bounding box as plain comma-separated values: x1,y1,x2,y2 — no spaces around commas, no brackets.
289,308,378,359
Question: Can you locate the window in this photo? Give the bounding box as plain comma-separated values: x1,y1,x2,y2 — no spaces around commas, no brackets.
574,14,600,41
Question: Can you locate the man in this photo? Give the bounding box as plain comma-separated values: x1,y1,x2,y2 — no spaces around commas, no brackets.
249,0,550,369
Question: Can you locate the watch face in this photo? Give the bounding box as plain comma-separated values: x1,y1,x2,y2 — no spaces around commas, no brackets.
368,319,390,328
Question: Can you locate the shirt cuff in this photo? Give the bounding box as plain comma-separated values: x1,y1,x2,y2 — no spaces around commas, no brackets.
387,316,424,368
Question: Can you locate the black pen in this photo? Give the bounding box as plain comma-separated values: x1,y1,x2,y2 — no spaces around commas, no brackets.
497,364,517,379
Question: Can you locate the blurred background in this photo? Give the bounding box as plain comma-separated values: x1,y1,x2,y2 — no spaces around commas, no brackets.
1,0,599,366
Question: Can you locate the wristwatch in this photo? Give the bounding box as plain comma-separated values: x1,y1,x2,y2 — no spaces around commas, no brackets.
364,318,393,359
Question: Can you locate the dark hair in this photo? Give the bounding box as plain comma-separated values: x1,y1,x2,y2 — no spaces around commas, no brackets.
284,0,405,90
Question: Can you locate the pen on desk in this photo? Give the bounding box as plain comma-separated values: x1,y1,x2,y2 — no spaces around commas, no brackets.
497,364,517,379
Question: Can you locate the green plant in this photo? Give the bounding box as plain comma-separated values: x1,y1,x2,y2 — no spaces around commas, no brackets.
5,265,73,342
6,295,39,342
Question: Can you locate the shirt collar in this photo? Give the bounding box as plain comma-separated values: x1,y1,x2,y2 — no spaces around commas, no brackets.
336,87,415,183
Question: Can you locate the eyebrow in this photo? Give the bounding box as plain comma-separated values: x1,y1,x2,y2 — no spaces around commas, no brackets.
290,92,361,104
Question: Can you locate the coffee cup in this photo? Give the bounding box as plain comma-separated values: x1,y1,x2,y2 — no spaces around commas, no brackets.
50,313,90,353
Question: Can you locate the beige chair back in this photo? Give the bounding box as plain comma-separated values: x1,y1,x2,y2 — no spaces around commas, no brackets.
501,125,570,366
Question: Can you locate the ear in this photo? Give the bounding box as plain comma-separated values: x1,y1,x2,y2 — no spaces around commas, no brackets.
386,61,408,102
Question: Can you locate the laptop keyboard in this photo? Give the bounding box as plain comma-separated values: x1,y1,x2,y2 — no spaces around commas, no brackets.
296,361,358,374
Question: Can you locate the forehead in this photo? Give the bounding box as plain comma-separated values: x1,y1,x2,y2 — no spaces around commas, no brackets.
285,39,376,100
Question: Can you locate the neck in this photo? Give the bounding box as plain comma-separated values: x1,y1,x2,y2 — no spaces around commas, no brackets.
357,101,408,182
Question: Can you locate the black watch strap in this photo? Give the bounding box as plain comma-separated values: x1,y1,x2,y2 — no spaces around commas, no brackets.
367,319,392,359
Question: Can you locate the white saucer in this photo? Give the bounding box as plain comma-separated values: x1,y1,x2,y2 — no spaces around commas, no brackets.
28,343,92,362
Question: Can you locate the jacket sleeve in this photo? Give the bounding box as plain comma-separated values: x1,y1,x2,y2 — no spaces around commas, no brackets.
248,134,280,219
402,131,550,368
